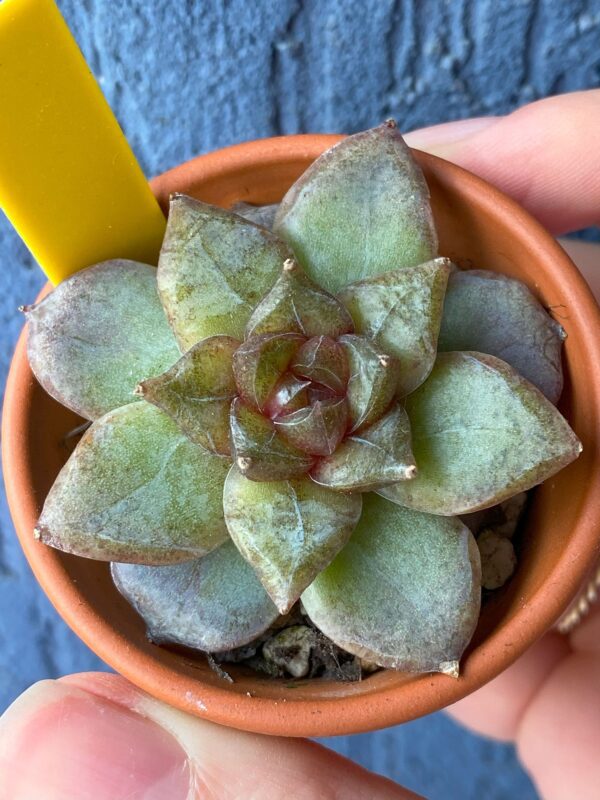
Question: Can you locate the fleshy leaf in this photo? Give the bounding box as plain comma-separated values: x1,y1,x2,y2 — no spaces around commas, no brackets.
338,259,451,396
157,195,292,348
230,397,314,480
339,334,398,432
136,335,239,456
291,335,349,395
379,352,582,515
232,333,305,411
36,403,230,563
25,260,180,420
264,373,311,418
223,466,362,613
273,121,438,292
301,494,481,673
231,201,279,230
112,541,279,652
438,269,565,403
311,404,416,491
245,258,354,338
274,398,348,456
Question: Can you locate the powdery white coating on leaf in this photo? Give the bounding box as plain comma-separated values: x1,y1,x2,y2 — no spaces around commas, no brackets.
111,541,279,652
37,403,230,563
339,334,399,432
137,335,239,456
229,397,314,481
232,332,305,412
25,260,180,420
311,403,416,491
231,202,279,230
157,195,292,348
301,494,481,673
438,269,565,403
273,121,438,293
338,258,452,397
245,259,354,338
378,352,581,515
223,466,362,613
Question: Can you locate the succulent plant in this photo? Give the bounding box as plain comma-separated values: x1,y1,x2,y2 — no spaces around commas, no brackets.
25,121,581,678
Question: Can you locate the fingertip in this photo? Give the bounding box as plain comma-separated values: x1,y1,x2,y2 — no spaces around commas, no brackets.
446,633,570,741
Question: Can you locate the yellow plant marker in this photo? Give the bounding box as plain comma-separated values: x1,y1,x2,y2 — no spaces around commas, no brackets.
0,0,166,284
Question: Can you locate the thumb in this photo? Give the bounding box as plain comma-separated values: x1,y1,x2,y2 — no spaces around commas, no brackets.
405,89,600,235
0,672,418,800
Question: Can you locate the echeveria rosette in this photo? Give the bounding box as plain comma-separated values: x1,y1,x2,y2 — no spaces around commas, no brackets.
25,121,581,677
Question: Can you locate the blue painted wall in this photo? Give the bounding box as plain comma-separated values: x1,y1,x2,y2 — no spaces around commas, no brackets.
2,1,599,797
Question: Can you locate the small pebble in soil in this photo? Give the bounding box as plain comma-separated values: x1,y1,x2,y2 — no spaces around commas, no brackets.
477,528,517,590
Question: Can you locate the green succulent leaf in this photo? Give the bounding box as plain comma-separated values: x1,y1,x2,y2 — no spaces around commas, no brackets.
379,352,582,515
25,260,180,420
230,397,315,480
274,397,348,456
339,334,398,432
301,494,481,674
111,541,279,652
232,333,305,411
273,121,438,292
291,335,349,395
311,404,416,491
338,259,451,396
157,195,291,348
36,403,230,563
438,269,565,403
137,335,239,456
245,259,354,338
223,466,362,613
231,201,279,230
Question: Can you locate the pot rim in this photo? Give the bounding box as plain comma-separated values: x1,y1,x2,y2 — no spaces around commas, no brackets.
4,134,600,737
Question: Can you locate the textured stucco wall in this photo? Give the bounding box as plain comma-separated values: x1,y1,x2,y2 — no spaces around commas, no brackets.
2,1,599,797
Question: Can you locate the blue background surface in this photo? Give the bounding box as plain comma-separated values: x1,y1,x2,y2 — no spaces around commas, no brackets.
2,1,600,797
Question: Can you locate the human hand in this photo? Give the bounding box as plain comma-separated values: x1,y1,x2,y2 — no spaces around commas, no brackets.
1,89,599,800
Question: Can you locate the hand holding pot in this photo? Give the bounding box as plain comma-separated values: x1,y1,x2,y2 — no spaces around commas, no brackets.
2,89,600,800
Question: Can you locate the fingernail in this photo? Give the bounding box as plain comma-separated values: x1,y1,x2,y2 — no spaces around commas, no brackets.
1,681,191,800
405,116,499,152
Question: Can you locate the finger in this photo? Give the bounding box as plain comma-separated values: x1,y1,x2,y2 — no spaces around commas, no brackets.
405,90,600,235
559,238,600,299
517,650,600,800
446,632,569,741
0,673,417,800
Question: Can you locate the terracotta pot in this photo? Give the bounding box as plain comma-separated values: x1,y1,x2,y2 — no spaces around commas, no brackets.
3,135,600,738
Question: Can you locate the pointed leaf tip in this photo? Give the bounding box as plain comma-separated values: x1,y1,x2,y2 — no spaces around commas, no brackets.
339,334,399,432
246,258,354,338
311,403,416,491
301,495,481,673
230,397,314,481
223,467,362,613
138,335,239,456
38,403,230,563
379,351,581,515
274,123,438,292
158,195,292,348
339,258,452,397
26,260,180,420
